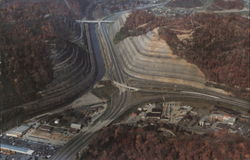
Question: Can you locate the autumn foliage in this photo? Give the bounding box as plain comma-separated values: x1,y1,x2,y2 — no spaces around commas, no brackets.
82,125,250,160
159,14,250,97
0,0,87,107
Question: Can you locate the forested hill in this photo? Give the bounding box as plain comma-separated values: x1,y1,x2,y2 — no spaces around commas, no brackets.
0,0,89,108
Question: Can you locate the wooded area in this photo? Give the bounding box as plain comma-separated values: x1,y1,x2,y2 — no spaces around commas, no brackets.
0,0,87,107
82,125,250,160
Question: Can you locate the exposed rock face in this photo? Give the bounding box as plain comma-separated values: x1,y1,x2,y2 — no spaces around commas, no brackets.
82,125,250,160
114,11,250,98
0,0,97,130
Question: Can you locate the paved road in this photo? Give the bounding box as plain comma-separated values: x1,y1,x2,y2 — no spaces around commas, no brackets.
51,18,250,160
50,5,250,160
100,17,250,112
50,22,130,160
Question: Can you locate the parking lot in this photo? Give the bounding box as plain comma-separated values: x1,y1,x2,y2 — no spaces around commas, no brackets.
0,135,61,160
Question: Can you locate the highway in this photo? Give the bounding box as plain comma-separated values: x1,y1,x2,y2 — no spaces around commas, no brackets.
50,4,250,160
50,22,130,160
51,18,250,160
100,17,250,112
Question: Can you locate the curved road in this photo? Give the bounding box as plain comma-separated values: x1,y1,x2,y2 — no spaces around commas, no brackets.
50,9,250,160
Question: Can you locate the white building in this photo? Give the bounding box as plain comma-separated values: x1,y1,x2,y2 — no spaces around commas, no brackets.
0,144,34,155
6,125,30,137
70,123,82,130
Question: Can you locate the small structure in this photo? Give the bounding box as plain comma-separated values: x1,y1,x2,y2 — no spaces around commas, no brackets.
6,125,30,137
0,144,34,155
70,123,82,130
38,125,53,132
146,113,161,120
54,119,60,125
151,108,162,114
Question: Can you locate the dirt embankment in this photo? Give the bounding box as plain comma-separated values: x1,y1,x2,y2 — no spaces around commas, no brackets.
82,125,250,160
0,0,88,108
114,11,250,99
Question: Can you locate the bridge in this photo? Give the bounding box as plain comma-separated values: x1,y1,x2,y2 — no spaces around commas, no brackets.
76,20,114,24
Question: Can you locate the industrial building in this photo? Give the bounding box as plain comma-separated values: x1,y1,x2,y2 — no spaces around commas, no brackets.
70,123,82,130
5,125,30,137
199,114,236,126
0,144,34,155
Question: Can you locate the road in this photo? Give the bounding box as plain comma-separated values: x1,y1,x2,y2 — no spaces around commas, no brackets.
51,18,250,160
100,16,250,112
1,19,100,131
51,4,250,160
50,22,130,160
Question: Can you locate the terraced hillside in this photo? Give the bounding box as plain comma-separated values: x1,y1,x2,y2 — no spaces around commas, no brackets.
0,0,97,130
105,13,227,95
110,11,249,99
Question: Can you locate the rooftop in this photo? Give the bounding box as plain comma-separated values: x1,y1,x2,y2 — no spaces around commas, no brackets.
0,144,34,155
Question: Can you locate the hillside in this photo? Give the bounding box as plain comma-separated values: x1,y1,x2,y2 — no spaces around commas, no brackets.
82,125,250,160
114,11,250,98
0,0,98,130
0,0,77,107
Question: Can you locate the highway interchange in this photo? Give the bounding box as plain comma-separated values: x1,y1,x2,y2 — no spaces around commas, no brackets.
50,10,250,159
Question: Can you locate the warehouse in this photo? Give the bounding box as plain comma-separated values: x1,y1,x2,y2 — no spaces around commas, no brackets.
6,125,30,137
0,144,34,155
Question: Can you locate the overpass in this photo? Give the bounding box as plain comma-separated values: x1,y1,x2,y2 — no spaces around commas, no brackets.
76,20,114,25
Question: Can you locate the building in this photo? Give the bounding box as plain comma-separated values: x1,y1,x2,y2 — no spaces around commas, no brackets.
6,125,30,137
210,114,236,125
146,113,161,120
0,144,34,155
151,108,162,114
199,114,236,127
38,125,53,132
54,119,60,125
70,123,82,130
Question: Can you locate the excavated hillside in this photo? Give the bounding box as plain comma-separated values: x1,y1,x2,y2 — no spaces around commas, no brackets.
112,11,250,99
0,0,97,130
82,125,250,160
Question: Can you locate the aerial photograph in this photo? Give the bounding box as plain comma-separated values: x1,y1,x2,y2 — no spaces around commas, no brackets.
0,0,249,159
